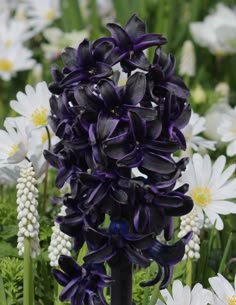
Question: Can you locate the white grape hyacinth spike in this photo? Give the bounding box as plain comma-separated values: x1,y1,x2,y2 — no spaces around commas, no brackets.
48,206,73,267
16,162,40,258
178,208,201,260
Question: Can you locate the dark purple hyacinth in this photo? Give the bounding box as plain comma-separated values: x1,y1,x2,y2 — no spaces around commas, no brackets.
45,13,193,305
53,255,112,305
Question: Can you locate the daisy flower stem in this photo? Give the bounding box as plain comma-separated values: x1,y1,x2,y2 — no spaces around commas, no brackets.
186,257,192,287
45,126,51,150
23,238,34,305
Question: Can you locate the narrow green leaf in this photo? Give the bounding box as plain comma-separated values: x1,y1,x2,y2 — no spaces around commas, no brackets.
149,282,161,305
218,232,232,274
142,267,151,305
61,0,84,31
89,0,100,40
77,243,88,266
0,276,7,305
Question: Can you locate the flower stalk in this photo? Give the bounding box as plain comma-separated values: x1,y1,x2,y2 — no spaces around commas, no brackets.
23,238,34,305
110,257,133,305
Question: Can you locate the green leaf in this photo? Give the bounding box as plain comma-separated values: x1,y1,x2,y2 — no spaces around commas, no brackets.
0,276,7,305
218,232,232,274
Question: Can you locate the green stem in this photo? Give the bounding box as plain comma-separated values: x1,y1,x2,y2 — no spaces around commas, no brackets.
23,238,34,305
149,282,161,305
142,267,151,305
186,257,192,287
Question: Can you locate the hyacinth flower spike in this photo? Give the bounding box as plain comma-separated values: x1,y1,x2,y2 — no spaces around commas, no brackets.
46,13,193,305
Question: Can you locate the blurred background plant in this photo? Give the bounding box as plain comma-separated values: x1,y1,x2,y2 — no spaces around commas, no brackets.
0,1,236,305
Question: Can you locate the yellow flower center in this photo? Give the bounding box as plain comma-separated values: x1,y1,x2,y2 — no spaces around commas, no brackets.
228,295,236,305
45,9,56,21
8,144,19,156
31,108,48,127
41,130,48,144
191,187,211,207
0,59,13,72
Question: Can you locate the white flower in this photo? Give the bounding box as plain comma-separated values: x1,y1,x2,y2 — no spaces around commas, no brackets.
215,82,230,104
191,85,207,104
182,111,216,153
16,163,40,258
180,153,236,230
156,280,212,305
218,106,236,157
0,12,34,49
205,103,231,142
48,206,73,267
178,208,201,260
190,4,236,55
0,117,29,164
42,27,88,60
0,164,21,185
79,0,115,23
27,0,61,33
0,44,35,81
0,117,52,180
10,81,51,128
179,40,196,77
209,274,236,305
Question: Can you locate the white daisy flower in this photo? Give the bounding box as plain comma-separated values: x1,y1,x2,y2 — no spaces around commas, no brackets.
0,12,34,49
0,44,35,81
156,280,212,305
179,40,196,77
42,27,88,60
209,274,236,305
218,106,236,157
0,164,21,185
190,4,236,55
205,103,231,142
1,117,50,180
180,153,236,230
27,0,61,33
0,117,29,164
182,111,216,154
10,81,51,128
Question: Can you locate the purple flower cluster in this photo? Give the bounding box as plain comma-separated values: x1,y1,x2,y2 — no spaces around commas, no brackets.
45,14,193,305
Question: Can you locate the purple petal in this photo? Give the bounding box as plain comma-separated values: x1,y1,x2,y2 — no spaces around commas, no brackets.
98,79,120,109
96,112,119,140
124,72,146,105
60,277,79,301
107,23,132,50
52,269,70,286
117,147,143,168
134,34,167,51
125,14,146,40
58,255,82,277
141,152,176,174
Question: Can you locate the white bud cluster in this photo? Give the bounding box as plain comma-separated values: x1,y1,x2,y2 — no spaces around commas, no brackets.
48,206,73,267
203,215,213,229
16,163,40,258
179,40,196,77
178,208,201,260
